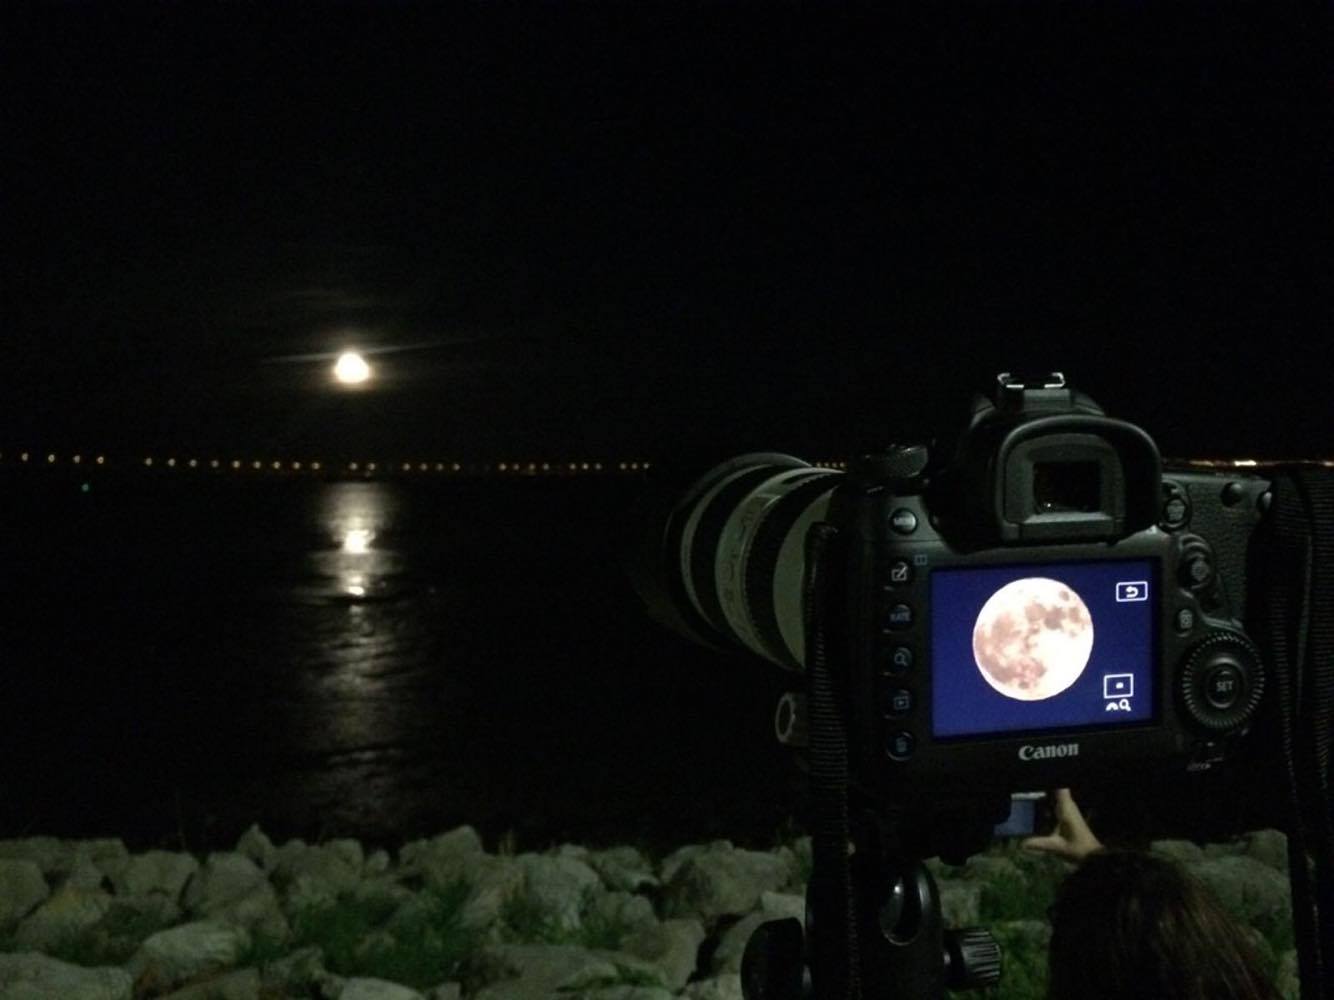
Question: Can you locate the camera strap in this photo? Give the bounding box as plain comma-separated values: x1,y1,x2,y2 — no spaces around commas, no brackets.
804,521,862,1000
1256,465,1334,1000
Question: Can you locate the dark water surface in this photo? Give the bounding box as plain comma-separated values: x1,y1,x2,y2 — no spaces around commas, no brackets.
0,472,798,855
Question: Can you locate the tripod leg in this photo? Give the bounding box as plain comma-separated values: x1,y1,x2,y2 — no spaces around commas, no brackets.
741,917,807,1000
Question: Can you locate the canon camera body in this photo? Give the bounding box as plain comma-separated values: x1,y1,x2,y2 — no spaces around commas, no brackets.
631,374,1273,825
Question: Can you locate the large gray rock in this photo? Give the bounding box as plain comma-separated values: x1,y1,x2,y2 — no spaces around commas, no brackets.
586,846,660,893
0,837,72,879
1149,839,1206,864
13,883,113,950
83,896,184,963
663,845,796,922
782,837,812,893
126,920,250,994
572,988,675,1000
180,850,288,941
60,840,131,889
0,951,133,1000
620,918,706,989
398,827,485,889
1204,837,1248,859
1243,829,1289,874
276,838,363,888
156,967,261,999
338,977,427,999
517,853,604,932
660,841,732,886
470,943,666,1000
274,841,363,911
0,859,49,926
65,850,110,891
587,891,658,939
1275,948,1301,1000
1188,855,1292,936
457,856,525,931
219,884,291,944
182,852,269,916
681,974,744,1000
235,824,277,871
112,850,200,903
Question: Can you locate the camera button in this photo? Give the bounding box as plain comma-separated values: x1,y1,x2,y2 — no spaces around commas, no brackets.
882,687,914,719
889,508,919,535
884,603,914,630
1175,608,1197,633
1204,663,1243,710
887,730,916,761
884,559,914,587
1160,483,1191,531
885,645,915,673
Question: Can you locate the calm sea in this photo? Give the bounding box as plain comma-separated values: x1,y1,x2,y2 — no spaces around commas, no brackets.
0,472,798,856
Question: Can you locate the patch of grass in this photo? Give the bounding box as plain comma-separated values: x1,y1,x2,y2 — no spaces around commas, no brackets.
498,885,645,951
499,887,563,944
286,880,477,991
975,847,1063,925
985,922,1049,1000
575,963,667,991
234,923,292,970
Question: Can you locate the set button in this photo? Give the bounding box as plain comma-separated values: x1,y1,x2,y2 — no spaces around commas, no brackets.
1204,662,1243,710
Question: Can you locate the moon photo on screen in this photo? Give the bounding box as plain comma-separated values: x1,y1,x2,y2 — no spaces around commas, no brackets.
972,577,1094,701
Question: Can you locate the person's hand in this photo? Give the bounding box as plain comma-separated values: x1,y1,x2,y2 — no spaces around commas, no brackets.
1021,788,1104,863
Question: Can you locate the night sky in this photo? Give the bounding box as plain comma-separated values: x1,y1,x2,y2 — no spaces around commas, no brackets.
5,5,1330,467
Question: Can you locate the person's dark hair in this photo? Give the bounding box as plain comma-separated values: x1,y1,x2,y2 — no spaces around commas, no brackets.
1047,849,1281,1000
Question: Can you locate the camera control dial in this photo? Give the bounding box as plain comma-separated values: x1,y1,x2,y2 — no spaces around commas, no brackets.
1178,632,1265,733
852,444,930,489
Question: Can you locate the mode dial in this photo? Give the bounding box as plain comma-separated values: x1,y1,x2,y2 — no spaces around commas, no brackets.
852,445,930,489
1178,632,1265,733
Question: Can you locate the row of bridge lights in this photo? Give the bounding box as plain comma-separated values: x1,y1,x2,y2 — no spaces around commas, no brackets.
0,452,654,473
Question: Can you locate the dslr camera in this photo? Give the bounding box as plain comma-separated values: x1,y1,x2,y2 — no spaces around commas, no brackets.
630,373,1334,999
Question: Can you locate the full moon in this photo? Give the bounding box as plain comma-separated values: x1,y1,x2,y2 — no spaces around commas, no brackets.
972,577,1094,701
333,351,372,385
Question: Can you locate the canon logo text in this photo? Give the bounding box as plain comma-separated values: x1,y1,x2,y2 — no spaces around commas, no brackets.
1018,742,1080,762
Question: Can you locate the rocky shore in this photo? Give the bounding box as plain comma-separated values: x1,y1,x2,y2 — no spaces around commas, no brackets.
0,825,1302,1000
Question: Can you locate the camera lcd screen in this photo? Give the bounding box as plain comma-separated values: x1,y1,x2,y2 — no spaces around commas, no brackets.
930,559,1156,739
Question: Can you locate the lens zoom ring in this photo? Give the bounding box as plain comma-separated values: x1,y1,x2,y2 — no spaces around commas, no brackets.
744,473,842,668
